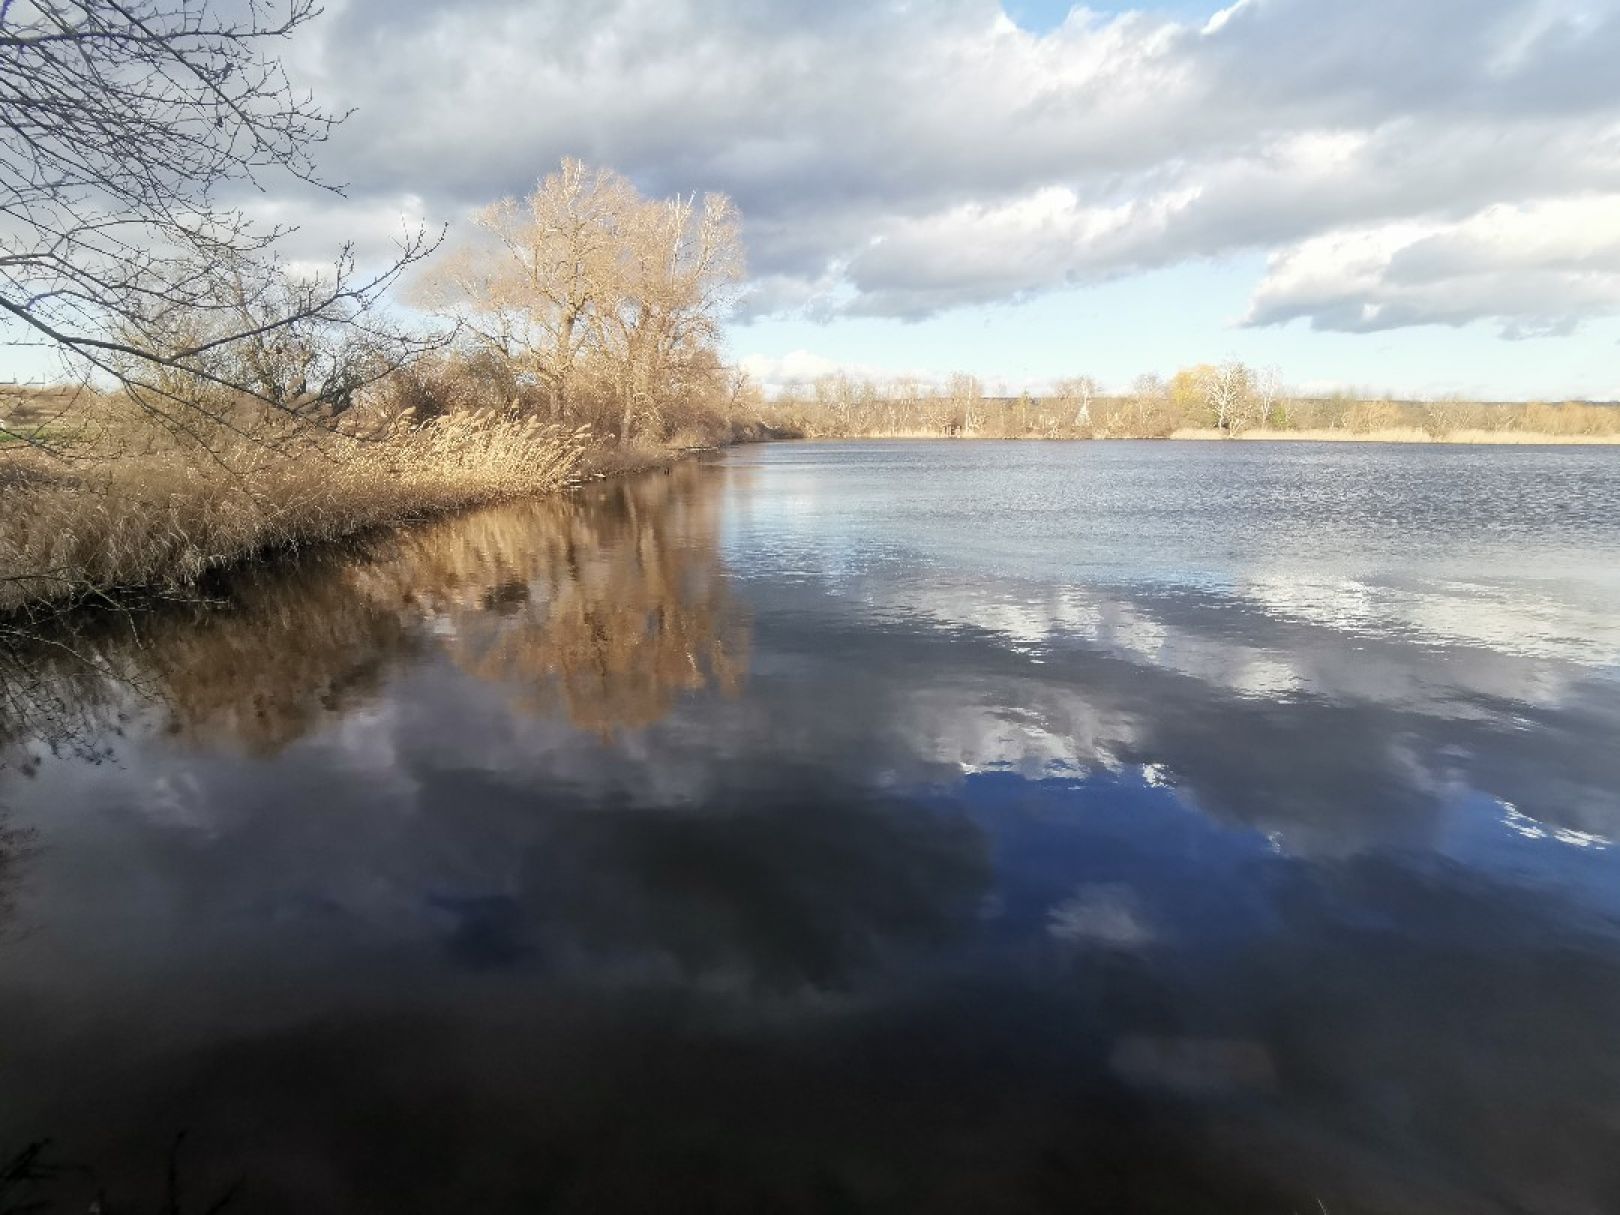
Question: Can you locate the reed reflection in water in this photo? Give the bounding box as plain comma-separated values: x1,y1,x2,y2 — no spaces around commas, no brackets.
0,460,750,764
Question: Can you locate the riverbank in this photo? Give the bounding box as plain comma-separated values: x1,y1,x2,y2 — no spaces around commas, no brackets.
0,412,584,615
6,414,1612,617
0,415,779,617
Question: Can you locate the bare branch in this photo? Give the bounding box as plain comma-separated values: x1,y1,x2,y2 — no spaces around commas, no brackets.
0,0,441,444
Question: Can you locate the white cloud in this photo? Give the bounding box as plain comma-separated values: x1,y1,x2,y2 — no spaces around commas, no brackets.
1244,194,1620,336
237,193,437,278
261,0,1620,331
737,350,941,391
1201,0,1254,37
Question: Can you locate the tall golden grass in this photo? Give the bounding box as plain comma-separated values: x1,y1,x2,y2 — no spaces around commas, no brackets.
0,409,583,613
0,338,788,617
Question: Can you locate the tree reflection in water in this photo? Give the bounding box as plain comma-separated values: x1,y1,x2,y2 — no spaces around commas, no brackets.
0,808,26,941
0,461,749,762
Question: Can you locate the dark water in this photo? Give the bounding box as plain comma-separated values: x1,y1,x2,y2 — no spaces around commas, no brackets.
3,440,1620,1213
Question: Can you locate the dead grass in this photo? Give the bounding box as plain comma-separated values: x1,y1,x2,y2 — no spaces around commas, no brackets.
0,410,583,613
0,352,790,616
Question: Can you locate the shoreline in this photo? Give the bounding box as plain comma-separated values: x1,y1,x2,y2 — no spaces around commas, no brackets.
0,434,757,621
1168,427,1620,445
773,429,1620,447
4,422,1611,620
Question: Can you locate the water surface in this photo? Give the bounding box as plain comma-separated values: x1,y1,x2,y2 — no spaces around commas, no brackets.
3,440,1620,1212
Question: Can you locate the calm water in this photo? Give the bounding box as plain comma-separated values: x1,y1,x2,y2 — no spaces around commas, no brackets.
3,440,1620,1212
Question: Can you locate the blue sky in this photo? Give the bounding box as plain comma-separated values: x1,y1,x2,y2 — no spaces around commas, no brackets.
735,249,1620,401
1003,0,1211,30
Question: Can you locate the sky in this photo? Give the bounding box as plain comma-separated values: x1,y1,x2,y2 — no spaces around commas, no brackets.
15,0,1620,398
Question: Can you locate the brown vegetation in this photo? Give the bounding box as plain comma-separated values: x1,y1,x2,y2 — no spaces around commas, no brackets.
1,462,746,761
0,396,583,614
0,335,766,619
413,158,751,446
0,154,777,614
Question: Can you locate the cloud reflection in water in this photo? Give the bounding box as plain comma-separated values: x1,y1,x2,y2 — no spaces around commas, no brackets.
2,442,1620,1212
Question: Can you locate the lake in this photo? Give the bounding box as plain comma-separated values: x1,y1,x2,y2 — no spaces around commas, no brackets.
3,439,1620,1213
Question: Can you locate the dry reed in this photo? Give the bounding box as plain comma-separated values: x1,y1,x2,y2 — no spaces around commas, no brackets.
0,410,583,613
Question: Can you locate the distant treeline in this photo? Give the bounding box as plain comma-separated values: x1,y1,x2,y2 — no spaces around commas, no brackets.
766,365,1620,441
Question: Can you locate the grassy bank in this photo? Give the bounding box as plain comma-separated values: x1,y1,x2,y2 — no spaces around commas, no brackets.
0,409,585,615
0,366,786,616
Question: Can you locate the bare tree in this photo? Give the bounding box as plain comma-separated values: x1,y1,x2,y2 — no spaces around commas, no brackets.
0,0,439,451
1125,372,1171,436
1422,395,1469,439
426,161,743,443
601,191,744,441
115,254,421,439
945,373,983,436
1254,365,1286,430
1055,376,1098,431
1200,360,1254,434
418,160,637,420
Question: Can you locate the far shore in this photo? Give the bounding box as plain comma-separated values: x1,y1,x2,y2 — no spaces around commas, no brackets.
771,428,1620,446
1168,427,1620,445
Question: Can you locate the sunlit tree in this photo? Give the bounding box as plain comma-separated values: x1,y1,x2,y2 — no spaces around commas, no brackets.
423,160,743,442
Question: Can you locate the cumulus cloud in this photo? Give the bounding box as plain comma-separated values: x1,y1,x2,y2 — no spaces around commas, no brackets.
237,193,438,279
270,0,1620,331
1244,195,1620,336
736,350,944,392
